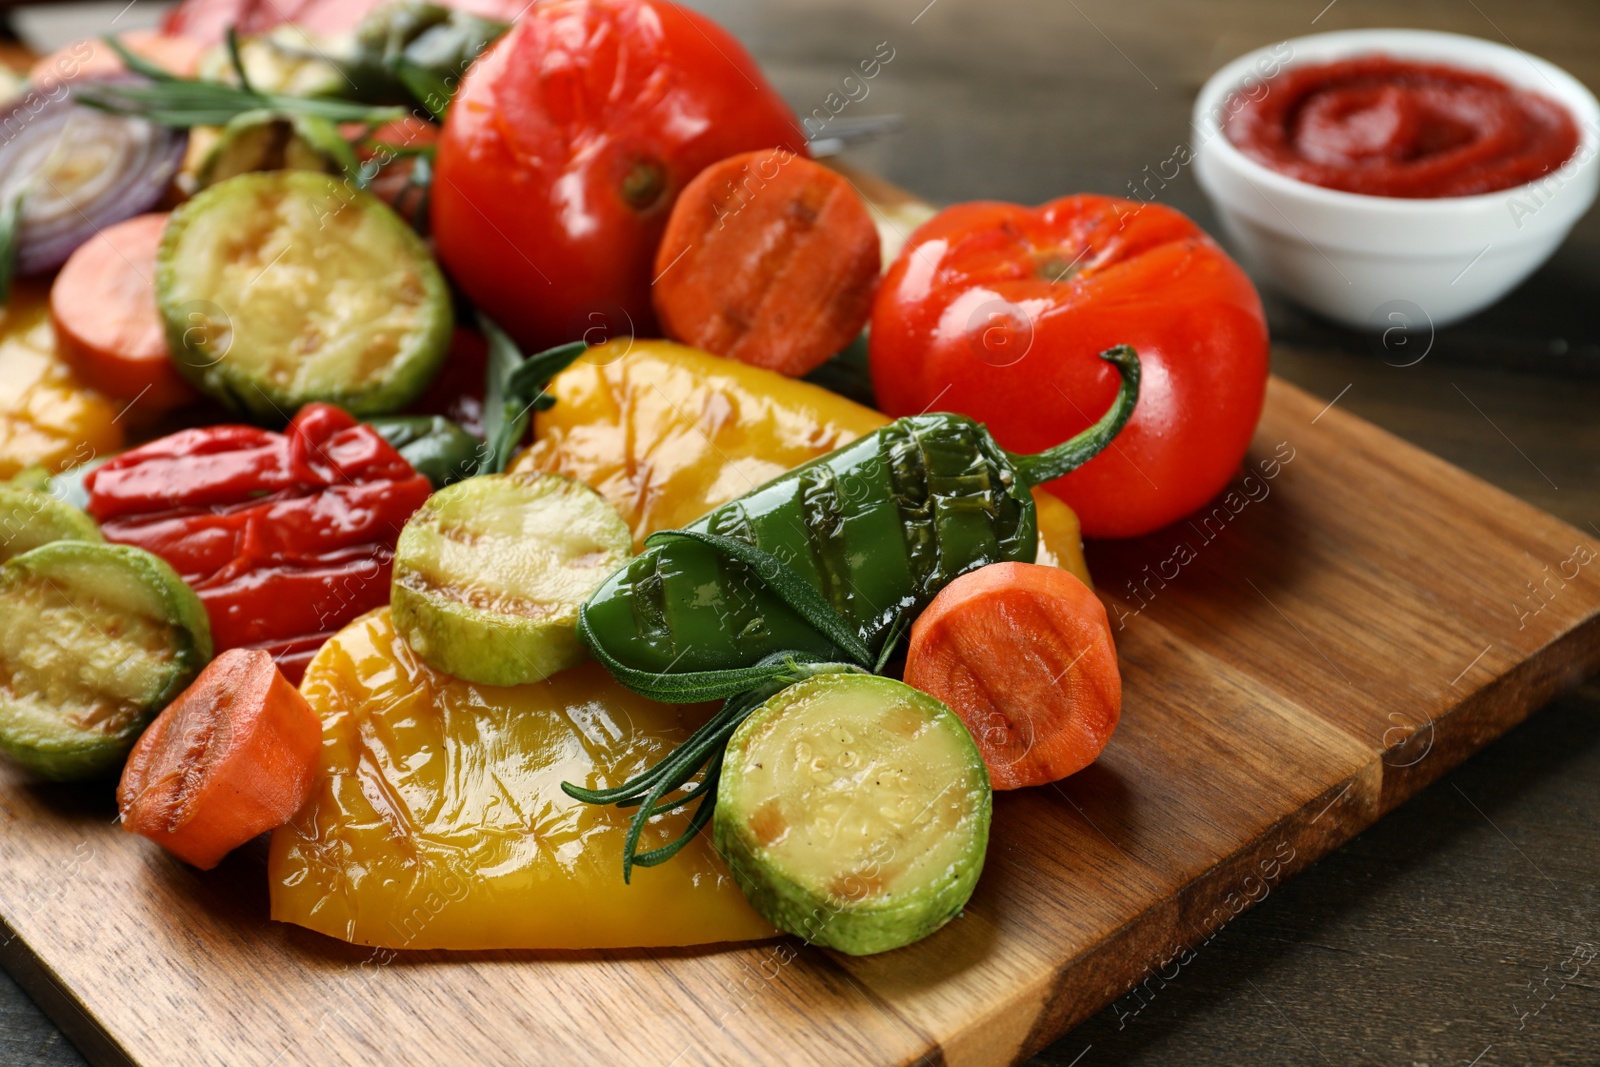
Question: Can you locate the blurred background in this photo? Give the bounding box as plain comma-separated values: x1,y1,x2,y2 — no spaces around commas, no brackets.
2,1,1597,1065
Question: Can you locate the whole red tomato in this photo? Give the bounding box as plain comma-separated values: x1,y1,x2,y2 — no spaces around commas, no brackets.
431,0,810,350
869,196,1269,539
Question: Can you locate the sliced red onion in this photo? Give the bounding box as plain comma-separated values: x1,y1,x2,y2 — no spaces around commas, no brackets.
0,78,187,276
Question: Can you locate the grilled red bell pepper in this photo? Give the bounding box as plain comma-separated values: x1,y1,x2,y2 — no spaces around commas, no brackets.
85,404,432,683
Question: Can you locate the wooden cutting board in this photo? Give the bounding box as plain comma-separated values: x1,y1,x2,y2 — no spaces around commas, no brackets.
4,180,1600,1066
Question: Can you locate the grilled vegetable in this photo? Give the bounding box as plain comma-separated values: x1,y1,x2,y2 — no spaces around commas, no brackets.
194,110,359,188
270,607,773,950
904,562,1121,789
576,345,1140,701
156,170,452,423
713,672,990,955
653,150,881,378
0,541,212,781
510,338,1093,584
0,484,101,563
119,648,321,870
0,78,187,276
391,473,632,686
51,213,195,415
84,403,432,684
0,284,125,481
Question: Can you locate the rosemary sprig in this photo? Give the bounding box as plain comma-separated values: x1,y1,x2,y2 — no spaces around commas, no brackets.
562,657,866,882
225,26,256,94
0,191,23,305
74,34,409,130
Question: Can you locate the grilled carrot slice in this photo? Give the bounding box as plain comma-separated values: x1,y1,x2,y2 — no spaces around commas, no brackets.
903,562,1121,790
652,150,880,378
51,213,194,415
118,648,322,870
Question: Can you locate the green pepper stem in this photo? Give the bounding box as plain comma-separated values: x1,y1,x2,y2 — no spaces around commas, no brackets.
1008,344,1141,488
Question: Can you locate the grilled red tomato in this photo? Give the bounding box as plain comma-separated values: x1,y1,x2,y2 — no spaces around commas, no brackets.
869,195,1270,539
431,0,809,350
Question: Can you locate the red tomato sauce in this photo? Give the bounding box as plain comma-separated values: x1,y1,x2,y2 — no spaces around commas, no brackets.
1225,55,1579,197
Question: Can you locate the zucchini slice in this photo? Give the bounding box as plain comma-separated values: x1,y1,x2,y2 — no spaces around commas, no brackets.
0,484,101,562
714,673,991,955
391,473,632,686
157,170,452,423
196,110,360,190
0,542,212,781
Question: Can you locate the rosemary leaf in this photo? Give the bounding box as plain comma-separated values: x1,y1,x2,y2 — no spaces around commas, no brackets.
873,609,910,674
627,754,723,872
225,27,256,95
0,192,23,306
75,38,410,130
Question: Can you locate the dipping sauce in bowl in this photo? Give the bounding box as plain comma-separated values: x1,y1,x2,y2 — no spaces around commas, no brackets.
1225,55,1580,198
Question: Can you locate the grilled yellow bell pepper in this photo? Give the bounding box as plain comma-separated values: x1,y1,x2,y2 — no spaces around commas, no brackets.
0,284,123,480
268,608,773,950
512,339,1091,584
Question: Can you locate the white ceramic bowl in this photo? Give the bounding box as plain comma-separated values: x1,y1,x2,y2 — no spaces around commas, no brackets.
1192,29,1599,330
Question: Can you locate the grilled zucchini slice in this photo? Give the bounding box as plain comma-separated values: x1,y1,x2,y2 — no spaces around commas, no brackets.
195,110,360,189
714,673,991,955
157,170,451,423
391,472,632,686
0,484,101,563
0,542,212,781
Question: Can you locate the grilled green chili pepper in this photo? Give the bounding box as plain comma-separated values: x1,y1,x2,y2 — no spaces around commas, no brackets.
575,344,1141,702
366,415,481,488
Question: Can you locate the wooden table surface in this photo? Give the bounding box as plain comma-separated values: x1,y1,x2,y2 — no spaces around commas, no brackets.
3,0,1598,1064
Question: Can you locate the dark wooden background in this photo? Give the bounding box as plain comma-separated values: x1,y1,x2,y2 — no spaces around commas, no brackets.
3,0,1598,1064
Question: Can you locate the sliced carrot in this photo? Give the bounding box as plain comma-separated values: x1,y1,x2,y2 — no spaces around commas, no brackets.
51,213,195,415
652,149,881,378
904,561,1121,790
118,648,322,870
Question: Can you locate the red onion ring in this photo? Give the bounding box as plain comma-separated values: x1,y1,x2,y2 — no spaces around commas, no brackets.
0,77,188,276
